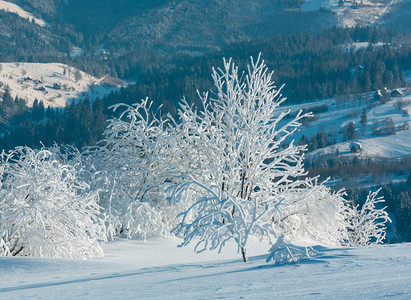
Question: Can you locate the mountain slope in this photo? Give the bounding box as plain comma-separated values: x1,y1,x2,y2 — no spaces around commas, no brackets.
0,0,81,63
279,90,411,159
0,0,47,26
62,0,405,56
6,0,61,20
0,62,127,107
0,0,406,71
103,0,335,55
62,0,168,35
380,0,411,33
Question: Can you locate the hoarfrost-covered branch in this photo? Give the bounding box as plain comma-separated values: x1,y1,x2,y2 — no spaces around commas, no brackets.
346,189,391,246
83,98,182,240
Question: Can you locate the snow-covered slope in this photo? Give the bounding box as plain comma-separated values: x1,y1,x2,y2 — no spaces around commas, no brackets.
279,86,411,159
275,69,411,160
0,62,128,108
0,238,409,299
302,0,397,28
0,1,47,27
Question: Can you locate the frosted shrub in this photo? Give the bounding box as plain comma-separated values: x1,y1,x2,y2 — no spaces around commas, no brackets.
0,147,106,259
272,180,349,246
346,189,391,246
86,98,181,240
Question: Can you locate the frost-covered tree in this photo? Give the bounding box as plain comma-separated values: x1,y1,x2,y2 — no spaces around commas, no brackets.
0,146,106,259
169,56,350,262
85,99,181,240
345,189,391,246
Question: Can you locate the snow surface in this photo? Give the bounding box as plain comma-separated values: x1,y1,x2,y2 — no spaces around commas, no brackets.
0,1,47,27
0,62,128,107
0,237,410,299
279,87,411,159
301,0,397,28
342,42,387,53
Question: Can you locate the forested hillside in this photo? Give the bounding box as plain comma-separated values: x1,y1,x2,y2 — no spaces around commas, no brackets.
1,26,410,151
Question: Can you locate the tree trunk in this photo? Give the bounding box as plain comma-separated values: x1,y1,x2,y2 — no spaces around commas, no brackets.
241,246,247,262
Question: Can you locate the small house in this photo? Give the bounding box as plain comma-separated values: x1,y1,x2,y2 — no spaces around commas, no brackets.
374,89,383,100
35,86,46,91
375,88,390,103
391,89,403,98
350,141,362,153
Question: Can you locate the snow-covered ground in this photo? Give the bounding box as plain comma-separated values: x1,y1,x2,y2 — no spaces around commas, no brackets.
0,1,47,27
302,0,396,27
0,237,409,299
342,42,387,53
319,129,411,158
0,62,128,107
279,86,411,159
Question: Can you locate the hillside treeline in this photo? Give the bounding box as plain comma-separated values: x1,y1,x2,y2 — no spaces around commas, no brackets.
99,26,411,110
0,95,105,150
1,26,411,151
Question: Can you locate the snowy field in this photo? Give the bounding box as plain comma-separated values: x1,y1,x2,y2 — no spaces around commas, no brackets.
0,1,47,27
279,88,411,159
301,0,396,27
0,238,410,299
0,62,128,107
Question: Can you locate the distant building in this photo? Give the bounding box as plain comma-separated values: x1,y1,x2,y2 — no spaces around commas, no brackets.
350,141,362,153
374,88,390,103
35,86,46,91
391,89,403,98
374,89,383,100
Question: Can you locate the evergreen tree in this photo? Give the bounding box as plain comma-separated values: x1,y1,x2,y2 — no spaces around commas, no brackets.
361,107,367,135
344,121,357,140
